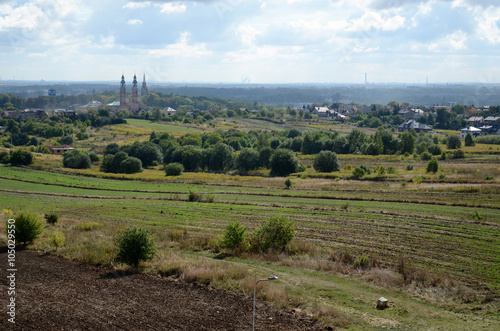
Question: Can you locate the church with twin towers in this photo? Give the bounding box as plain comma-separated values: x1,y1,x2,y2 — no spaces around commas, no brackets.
119,73,148,112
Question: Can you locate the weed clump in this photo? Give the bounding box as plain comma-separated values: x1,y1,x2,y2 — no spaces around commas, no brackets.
188,190,203,202
44,212,59,225
49,230,65,250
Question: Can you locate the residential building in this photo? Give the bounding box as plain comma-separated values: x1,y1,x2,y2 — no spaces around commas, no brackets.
397,120,432,133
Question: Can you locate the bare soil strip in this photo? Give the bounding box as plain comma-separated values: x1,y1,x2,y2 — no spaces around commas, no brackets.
0,247,320,330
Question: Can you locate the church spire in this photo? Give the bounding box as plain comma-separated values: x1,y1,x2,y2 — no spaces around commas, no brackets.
141,72,148,96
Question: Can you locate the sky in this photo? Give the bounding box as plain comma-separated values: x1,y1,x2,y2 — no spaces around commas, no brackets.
0,0,499,84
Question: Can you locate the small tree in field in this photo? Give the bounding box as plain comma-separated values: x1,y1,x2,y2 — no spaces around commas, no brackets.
44,212,59,225
313,150,341,173
447,135,461,149
116,227,156,268
252,216,296,252
12,212,44,244
165,162,184,176
465,133,475,146
426,159,439,173
221,221,246,250
269,149,299,176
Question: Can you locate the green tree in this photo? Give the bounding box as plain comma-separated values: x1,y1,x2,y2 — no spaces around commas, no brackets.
352,167,366,178
399,132,416,154
104,143,120,155
252,216,295,252
116,227,156,267
9,149,34,166
269,149,300,176
179,133,202,147
426,159,439,173
126,141,163,168
447,135,461,149
11,212,44,244
258,147,274,168
171,145,203,171
120,157,143,174
465,133,475,146
165,162,184,176
207,143,234,172
63,150,91,169
313,150,341,172
203,132,223,147
58,135,74,145
236,148,260,172
222,221,247,249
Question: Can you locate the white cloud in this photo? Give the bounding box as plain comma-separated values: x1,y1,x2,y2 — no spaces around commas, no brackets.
412,30,468,51
475,8,500,44
123,2,151,9
127,19,143,25
235,24,260,45
158,3,187,14
347,11,406,32
0,3,46,31
149,32,211,57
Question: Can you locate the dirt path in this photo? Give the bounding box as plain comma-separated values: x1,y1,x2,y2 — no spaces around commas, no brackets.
0,248,321,330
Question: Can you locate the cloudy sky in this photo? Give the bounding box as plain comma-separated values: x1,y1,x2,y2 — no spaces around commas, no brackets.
0,0,499,84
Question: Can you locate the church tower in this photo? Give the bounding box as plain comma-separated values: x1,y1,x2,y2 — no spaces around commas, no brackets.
131,74,139,111
141,73,148,96
119,74,126,108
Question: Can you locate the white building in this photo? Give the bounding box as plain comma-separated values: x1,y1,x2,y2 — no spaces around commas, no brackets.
460,126,483,139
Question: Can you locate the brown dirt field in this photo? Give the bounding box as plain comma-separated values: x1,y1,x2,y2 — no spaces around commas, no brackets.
0,247,321,330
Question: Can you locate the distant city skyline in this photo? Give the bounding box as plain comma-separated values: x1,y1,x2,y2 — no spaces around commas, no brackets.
1,0,499,84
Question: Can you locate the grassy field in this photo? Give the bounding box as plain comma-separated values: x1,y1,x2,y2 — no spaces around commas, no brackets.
0,119,499,329
0,157,499,329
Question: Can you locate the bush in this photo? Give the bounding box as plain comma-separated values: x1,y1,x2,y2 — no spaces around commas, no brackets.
89,153,100,162
165,162,184,176
252,216,295,252
284,178,292,189
58,135,74,145
120,157,143,174
10,212,44,244
49,230,65,249
352,167,365,178
313,150,341,172
9,149,34,166
236,148,260,172
206,143,234,172
447,135,462,149
387,166,395,174
354,255,370,269
44,212,59,225
221,221,247,249
452,149,465,159
101,152,143,174
464,133,475,146
116,227,156,267
269,148,300,176
426,159,439,173
359,164,371,174
188,190,203,202
63,150,92,169
420,151,432,161
440,151,447,160
406,164,414,171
